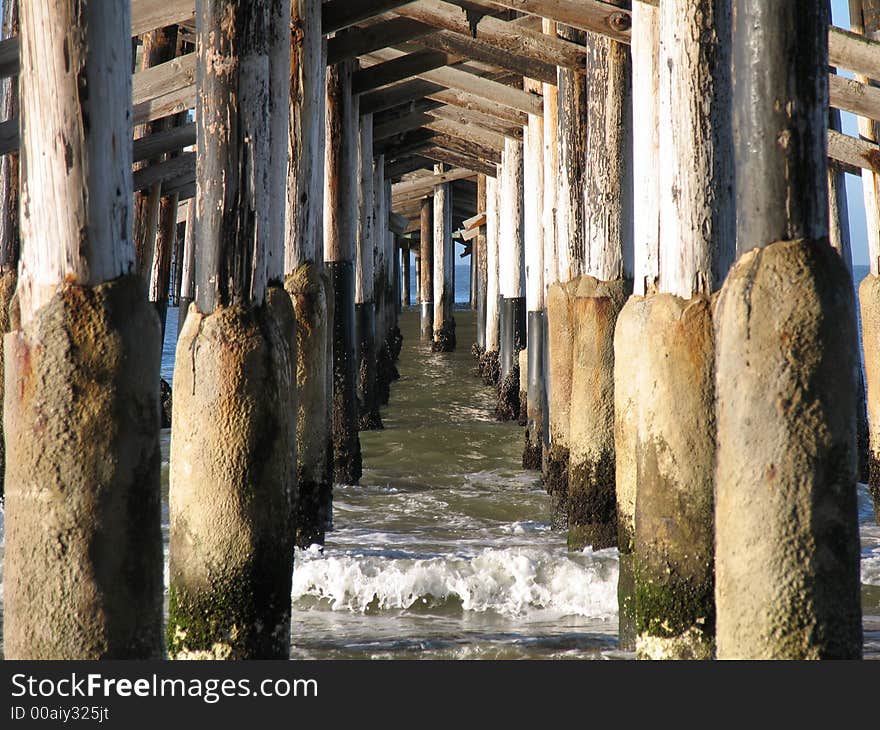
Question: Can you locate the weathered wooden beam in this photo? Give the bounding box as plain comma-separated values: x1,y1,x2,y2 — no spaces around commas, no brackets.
132,121,195,164
484,0,632,43
353,50,451,94
424,118,505,150
385,155,435,179
421,146,497,177
414,27,558,84
0,51,197,155
0,0,196,79
133,151,195,193
374,127,435,156
367,46,543,116
829,23,880,79
374,111,436,141
829,127,880,174
361,77,529,127
829,72,880,122
323,0,415,35
430,132,503,164
393,167,476,198
327,18,434,65
427,102,523,139
394,0,587,70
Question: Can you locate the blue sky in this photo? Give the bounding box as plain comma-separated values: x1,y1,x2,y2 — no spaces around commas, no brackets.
832,0,870,266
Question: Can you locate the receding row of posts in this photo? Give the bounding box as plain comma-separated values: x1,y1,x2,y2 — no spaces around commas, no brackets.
0,0,871,661
1,0,411,659
467,0,865,659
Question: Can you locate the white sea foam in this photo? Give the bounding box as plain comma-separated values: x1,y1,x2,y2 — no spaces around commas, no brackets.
291,546,619,619
863,544,880,586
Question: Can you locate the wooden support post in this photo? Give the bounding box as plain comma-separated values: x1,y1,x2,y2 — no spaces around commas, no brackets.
432,175,456,351
545,25,586,520
614,0,660,654
285,0,332,549
715,0,862,658
414,249,422,304
523,78,545,471
555,26,587,283
496,138,525,421
356,113,382,430
0,0,19,503
177,201,196,335
5,0,163,658
402,247,411,307
133,25,178,283
567,12,633,553
851,0,880,520
419,197,434,340
481,172,501,383
324,58,363,485
474,174,488,358
169,0,296,660
631,0,734,661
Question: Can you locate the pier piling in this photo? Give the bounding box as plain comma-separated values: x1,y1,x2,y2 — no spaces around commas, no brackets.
715,0,863,659
168,0,296,660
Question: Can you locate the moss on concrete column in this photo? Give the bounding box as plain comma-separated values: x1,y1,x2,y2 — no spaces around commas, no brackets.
613,294,651,652
545,279,578,529
567,276,630,551
168,288,297,659
4,276,163,658
634,295,715,660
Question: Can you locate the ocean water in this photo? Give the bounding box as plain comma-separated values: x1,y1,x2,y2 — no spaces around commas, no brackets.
1,266,878,659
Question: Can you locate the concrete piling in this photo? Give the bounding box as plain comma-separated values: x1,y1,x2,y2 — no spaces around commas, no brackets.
715,0,863,658
168,0,296,659
523,77,545,471
614,0,661,653
566,25,632,552
4,1,163,658
0,0,19,503
324,59,362,486
285,0,332,548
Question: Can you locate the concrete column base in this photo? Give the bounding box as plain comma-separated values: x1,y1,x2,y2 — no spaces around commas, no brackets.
285,264,333,548
0,267,17,501
567,277,630,551
715,239,862,659
613,294,651,651
4,276,163,658
545,280,577,529
859,273,880,520
168,289,297,659
633,294,715,660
